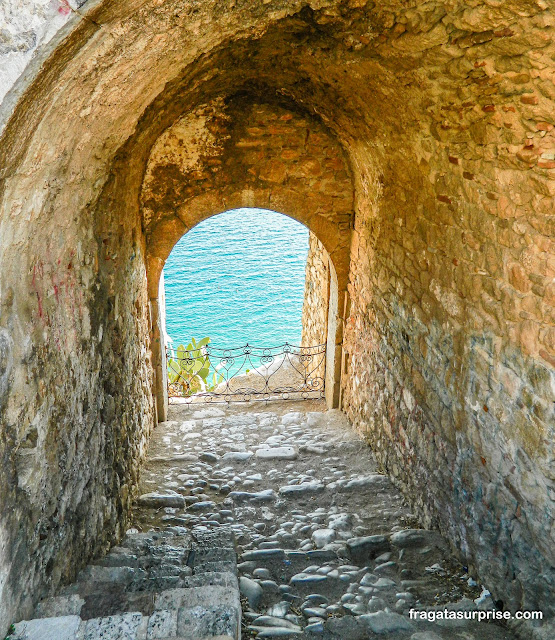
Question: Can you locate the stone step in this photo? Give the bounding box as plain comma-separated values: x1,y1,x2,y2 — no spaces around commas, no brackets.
9,529,240,640
10,601,240,639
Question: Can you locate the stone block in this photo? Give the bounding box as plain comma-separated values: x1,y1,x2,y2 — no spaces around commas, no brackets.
176,605,239,639
147,610,177,639
78,565,138,587
35,595,85,618
155,585,239,612
9,616,81,640
181,572,238,589
80,613,145,640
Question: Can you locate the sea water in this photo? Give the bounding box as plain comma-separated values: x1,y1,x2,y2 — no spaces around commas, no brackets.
163,208,309,351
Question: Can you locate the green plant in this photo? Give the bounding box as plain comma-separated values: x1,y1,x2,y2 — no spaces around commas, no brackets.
167,337,223,396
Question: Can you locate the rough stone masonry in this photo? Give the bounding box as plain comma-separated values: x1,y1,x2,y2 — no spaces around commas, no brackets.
0,0,553,638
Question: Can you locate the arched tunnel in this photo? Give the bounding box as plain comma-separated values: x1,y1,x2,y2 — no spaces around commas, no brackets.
0,0,553,635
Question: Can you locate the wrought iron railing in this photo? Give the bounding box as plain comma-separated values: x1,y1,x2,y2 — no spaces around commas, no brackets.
166,342,325,403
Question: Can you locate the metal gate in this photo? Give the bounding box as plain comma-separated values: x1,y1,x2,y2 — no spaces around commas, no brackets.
166,342,325,403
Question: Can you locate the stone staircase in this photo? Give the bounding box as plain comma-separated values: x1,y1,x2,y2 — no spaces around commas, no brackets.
7,528,241,640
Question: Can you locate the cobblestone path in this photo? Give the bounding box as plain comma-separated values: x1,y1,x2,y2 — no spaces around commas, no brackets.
132,401,518,640
10,401,521,639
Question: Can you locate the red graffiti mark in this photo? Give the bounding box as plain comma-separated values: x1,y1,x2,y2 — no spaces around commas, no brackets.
32,261,44,286
53,284,59,302
36,292,43,319
57,0,71,16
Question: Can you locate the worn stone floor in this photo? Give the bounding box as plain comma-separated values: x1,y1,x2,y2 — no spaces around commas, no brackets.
9,400,523,639
131,400,518,640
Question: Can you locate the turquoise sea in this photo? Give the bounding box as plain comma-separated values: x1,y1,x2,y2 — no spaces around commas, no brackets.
163,209,309,351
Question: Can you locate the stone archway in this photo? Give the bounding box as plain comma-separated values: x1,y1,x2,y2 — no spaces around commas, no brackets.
0,0,553,632
140,99,354,418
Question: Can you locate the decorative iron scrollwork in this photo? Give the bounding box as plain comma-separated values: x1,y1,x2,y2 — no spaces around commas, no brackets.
166,342,325,403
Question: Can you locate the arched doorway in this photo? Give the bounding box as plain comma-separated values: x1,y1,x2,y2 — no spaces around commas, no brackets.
141,100,354,420
151,206,343,420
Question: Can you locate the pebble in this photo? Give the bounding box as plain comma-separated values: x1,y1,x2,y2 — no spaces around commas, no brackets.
374,561,397,574
396,591,415,602
228,489,276,502
239,576,263,609
136,492,185,508
253,567,271,579
256,447,298,460
328,513,353,531
311,528,336,548
290,573,329,585
346,535,390,563
187,501,216,511
343,602,367,615
367,597,387,612
279,482,325,496
302,607,327,618
372,577,397,590
254,616,300,629
251,627,303,637
260,580,280,594
199,452,219,463
266,601,290,617
304,594,328,605
360,573,378,586
281,413,302,426
222,451,254,461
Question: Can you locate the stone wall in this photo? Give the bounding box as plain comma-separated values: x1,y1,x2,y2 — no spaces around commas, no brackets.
302,232,330,349
342,89,554,627
0,40,156,628
0,0,553,636
0,181,154,629
301,232,331,384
